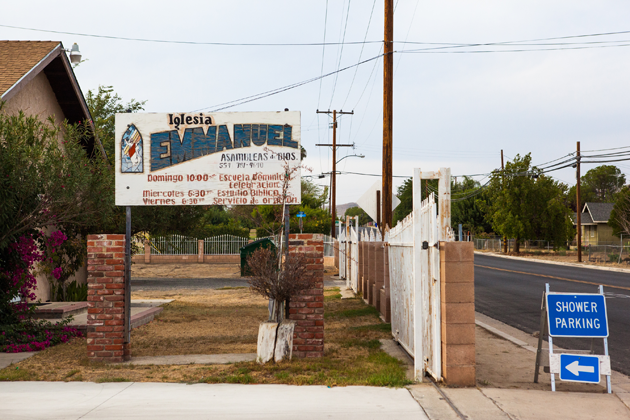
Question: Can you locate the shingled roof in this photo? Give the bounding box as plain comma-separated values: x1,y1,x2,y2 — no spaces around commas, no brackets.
584,202,614,223
0,41,103,157
0,41,61,97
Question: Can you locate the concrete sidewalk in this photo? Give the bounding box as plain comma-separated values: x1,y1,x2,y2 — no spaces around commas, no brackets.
0,382,427,420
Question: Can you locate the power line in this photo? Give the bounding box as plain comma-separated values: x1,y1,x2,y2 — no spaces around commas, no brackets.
191,53,384,112
328,0,353,108
341,0,377,110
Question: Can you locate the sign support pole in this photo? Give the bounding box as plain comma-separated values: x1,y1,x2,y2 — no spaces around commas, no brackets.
545,283,557,392
534,290,547,384
124,206,131,344
600,285,612,394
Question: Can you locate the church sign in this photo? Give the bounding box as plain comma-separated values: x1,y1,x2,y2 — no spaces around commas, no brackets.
115,111,301,206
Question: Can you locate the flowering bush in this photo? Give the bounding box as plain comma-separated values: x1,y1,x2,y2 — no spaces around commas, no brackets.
0,318,82,353
0,235,44,322
38,228,87,301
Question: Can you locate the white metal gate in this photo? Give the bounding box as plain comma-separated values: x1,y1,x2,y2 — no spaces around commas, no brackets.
388,167,451,382
338,221,346,280
349,216,359,292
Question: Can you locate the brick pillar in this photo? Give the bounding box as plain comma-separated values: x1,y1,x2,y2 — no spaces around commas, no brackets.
144,240,150,264
86,234,128,363
440,241,475,386
197,239,204,263
288,234,324,358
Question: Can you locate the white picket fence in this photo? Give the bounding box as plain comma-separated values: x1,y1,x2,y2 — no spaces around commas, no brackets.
388,168,452,382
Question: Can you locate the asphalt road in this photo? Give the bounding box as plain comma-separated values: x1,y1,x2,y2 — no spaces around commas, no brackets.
131,277,345,291
475,253,630,376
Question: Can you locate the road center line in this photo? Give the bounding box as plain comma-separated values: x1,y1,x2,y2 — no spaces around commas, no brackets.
475,264,630,291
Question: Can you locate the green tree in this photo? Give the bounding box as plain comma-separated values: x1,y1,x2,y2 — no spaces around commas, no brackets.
451,177,492,235
344,206,373,226
393,178,439,226
483,153,574,252
567,165,625,210
85,86,205,236
0,111,113,251
609,186,630,237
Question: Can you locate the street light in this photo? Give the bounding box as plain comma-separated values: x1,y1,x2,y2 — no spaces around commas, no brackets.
65,43,82,64
329,153,365,237
336,153,365,164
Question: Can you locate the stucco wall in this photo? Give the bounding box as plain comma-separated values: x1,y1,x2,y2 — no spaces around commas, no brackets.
3,71,66,129
4,72,87,302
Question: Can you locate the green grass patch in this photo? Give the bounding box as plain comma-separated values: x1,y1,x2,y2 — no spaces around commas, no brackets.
64,369,80,379
324,293,342,301
325,306,380,319
340,338,382,350
0,366,37,381
350,323,392,333
94,377,132,383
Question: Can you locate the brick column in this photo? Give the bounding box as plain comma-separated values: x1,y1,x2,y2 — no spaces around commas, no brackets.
86,234,128,363
143,240,150,264
197,239,204,263
288,234,324,358
440,241,475,386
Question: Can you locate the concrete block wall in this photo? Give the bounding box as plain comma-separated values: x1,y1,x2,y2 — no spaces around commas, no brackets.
86,234,129,363
371,243,385,309
288,234,324,358
358,241,364,294
440,241,475,387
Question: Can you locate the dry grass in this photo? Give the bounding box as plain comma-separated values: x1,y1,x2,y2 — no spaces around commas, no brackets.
0,288,409,387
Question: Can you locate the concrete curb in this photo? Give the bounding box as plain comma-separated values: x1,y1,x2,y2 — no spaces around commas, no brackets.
475,251,630,273
130,306,163,330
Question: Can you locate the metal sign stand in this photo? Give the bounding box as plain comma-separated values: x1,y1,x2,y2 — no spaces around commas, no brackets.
124,206,131,345
534,283,611,393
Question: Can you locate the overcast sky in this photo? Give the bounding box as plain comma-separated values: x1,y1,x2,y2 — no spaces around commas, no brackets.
3,1,630,204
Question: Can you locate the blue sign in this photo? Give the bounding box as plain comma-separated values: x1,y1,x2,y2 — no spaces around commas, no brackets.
547,293,608,338
296,211,306,218
559,354,600,383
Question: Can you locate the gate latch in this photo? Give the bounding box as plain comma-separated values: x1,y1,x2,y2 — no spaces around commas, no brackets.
422,241,429,250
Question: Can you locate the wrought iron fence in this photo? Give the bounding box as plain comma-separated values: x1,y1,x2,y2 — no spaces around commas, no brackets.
204,235,250,255
151,234,199,255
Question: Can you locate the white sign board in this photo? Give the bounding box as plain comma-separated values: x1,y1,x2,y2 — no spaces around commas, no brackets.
356,181,400,222
115,111,301,206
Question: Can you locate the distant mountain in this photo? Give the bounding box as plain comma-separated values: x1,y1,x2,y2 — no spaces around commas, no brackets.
337,202,359,216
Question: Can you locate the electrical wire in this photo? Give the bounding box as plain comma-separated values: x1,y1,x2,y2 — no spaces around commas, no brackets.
191,53,384,112
341,0,377,110
328,0,353,108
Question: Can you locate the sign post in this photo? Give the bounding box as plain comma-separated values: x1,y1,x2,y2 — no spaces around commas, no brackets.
535,283,611,393
296,211,306,234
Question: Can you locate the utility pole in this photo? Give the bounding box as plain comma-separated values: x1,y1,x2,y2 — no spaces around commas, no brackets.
577,141,582,263
501,150,507,254
316,109,354,238
382,0,394,236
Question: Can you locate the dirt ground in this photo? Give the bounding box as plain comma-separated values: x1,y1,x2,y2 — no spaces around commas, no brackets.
0,287,408,386
132,263,339,279
132,263,242,279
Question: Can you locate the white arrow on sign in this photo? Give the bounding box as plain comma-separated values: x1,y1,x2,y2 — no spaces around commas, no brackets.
566,360,595,376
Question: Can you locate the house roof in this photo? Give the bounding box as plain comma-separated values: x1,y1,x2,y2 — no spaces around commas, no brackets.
0,41,104,158
571,211,594,225
583,202,614,223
